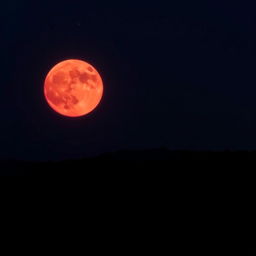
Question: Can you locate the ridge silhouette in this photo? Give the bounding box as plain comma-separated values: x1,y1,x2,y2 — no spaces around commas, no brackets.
0,148,254,176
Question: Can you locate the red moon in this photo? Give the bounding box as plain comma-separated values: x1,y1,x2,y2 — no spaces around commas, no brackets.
44,59,103,117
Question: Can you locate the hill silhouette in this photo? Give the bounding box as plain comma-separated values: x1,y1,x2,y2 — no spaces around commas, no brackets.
0,148,255,176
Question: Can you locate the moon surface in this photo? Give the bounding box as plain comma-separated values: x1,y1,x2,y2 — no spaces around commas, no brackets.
44,59,103,117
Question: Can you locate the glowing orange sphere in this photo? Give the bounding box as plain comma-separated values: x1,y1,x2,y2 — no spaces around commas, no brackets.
44,59,103,117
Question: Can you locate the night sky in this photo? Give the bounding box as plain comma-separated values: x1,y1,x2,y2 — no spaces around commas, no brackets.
2,1,256,161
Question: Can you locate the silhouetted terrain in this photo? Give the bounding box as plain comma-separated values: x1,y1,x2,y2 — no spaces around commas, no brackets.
0,149,256,176
248,248,256,256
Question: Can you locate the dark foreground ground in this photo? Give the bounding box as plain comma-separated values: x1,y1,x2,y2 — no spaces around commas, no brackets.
248,248,256,255
1,149,256,176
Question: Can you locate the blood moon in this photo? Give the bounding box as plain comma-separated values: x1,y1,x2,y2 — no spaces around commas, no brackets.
44,59,103,117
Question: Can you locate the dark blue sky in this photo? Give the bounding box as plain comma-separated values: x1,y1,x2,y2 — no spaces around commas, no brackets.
1,0,256,160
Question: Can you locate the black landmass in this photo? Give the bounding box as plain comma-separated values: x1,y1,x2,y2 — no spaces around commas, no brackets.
248,248,256,256
0,149,256,176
